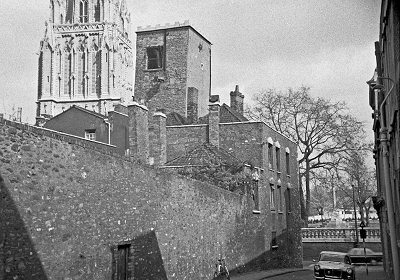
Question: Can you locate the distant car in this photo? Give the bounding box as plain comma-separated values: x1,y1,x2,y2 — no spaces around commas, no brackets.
314,251,355,280
347,248,383,264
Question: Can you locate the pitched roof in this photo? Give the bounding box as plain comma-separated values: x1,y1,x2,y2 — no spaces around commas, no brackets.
164,142,242,168
198,103,248,124
71,105,108,119
166,112,189,126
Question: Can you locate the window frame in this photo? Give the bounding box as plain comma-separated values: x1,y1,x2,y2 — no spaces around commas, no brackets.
268,143,274,170
79,0,89,23
146,46,164,70
270,183,275,210
286,151,291,176
276,146,281,172
84,129,96,141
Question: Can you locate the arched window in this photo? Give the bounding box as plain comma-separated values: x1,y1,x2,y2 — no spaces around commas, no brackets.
79,0,89,23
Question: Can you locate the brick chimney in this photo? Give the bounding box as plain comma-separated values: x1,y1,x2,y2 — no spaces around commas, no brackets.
152,109,167,166
230,85,244,115
208,95,220,148
187,87,199,124
128,101,149,164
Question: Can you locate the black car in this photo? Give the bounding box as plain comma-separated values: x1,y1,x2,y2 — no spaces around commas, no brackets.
314,251,355,280
347,248,383,265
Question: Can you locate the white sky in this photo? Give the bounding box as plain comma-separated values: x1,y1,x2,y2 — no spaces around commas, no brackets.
0,0,380,137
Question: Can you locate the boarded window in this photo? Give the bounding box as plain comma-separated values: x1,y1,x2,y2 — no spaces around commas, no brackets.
147,46,163,70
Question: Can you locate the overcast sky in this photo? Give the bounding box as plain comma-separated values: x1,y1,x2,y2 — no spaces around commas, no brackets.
0,0,380,133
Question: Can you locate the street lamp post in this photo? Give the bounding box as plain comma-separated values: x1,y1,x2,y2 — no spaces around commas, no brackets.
352,184,359,246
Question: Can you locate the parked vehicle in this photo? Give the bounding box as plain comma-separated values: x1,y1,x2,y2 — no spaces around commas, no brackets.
347,248,383,265
314,251,355,280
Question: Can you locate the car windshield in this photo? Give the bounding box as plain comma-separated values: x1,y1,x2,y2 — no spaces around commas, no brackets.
348,248,374,255
320,253,345,262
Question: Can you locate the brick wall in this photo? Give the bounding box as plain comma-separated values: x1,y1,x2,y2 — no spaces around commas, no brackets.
0,119,303,279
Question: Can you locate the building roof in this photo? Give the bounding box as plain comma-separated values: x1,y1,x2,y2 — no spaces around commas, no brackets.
166,112,189,126
198,103,248,124
46,105,107,123
164,142,242,168
136,21,212,45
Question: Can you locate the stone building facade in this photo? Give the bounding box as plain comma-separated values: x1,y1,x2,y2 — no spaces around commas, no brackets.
369,1,400,279
36,0,133,126
134,21,212,120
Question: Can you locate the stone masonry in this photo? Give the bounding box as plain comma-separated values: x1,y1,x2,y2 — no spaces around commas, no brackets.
0,119,302,279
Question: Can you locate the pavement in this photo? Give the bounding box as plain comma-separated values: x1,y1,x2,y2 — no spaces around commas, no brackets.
230,261,314,280
230,261,385,280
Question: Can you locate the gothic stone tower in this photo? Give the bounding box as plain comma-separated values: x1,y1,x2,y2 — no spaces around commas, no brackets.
134,21,211,122
36,0,133,125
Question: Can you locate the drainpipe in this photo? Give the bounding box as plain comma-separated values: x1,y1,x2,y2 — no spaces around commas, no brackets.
104,118,111,145
377,77,400,280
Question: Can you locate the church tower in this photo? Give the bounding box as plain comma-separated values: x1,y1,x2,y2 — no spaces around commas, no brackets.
36,0,133,125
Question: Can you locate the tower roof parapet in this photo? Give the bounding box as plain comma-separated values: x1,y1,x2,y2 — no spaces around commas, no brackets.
137,20,190,32
136,20,211,45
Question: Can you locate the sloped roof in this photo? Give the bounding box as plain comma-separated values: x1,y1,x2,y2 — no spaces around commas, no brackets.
164,142,242,168
198,103,248,124
166,112,189,126
45,105,107,124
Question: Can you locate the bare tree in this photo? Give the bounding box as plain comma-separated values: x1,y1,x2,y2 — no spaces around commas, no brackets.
335,149,377,226
246,86,364,222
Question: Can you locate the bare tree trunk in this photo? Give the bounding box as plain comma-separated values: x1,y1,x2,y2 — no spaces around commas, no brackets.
299,173,307,225
305,160,311,222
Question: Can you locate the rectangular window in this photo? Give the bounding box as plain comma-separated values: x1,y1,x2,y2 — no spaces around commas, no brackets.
147,46,163,70
276,147,281,172
252,180,260,214
85,129,96,141
115,244,130,280
285,188,292,213
278,186,283,212
268,144,274,170
271,231,278,249
270,184,275,210
286,152,290,175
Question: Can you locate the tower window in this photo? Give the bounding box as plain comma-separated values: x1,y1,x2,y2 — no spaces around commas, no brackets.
146,46,163,70
79,0,89,23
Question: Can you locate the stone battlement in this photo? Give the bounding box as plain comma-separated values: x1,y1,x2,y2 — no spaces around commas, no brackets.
137,20,190,32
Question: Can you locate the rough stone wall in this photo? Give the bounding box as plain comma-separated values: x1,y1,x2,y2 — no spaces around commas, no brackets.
0,120,302,279
108,110,129,154
134,28,189,117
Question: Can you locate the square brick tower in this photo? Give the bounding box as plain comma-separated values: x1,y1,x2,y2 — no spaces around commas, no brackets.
134,21,211,121
36,0,133,125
